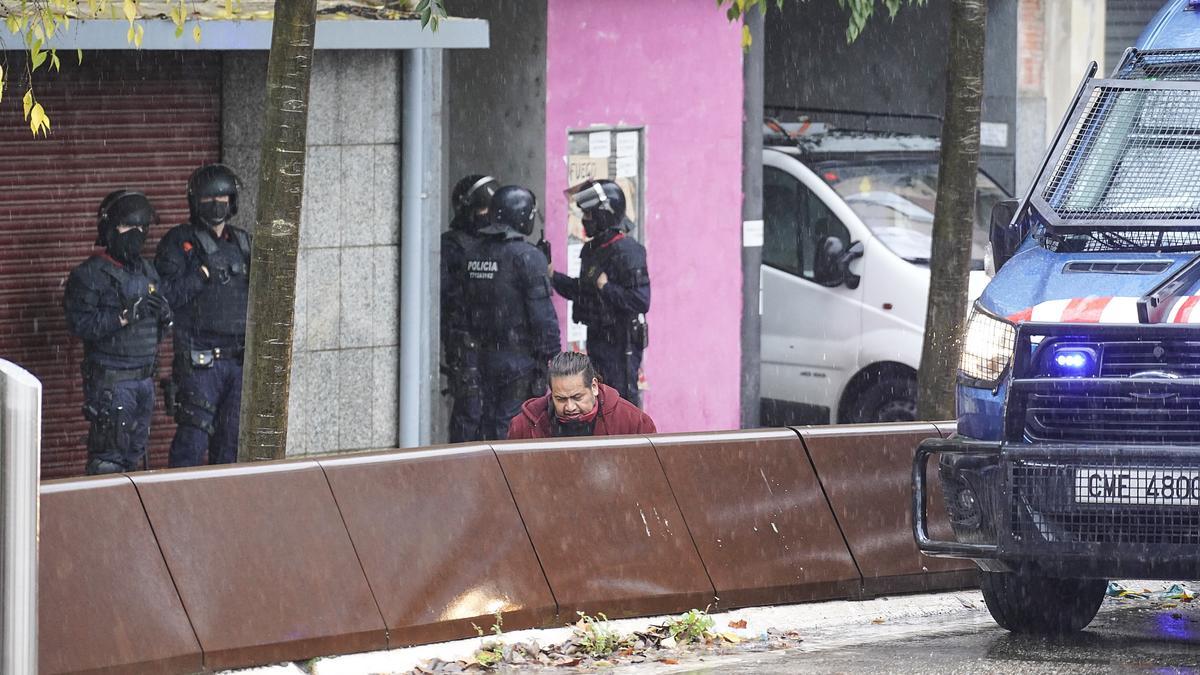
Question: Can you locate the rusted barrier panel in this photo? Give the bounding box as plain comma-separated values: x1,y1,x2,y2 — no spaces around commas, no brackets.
649,430,862,608
40,476,201,675
130,462,386,671
796,423,976,597
493,436,715,620
319,446,557,646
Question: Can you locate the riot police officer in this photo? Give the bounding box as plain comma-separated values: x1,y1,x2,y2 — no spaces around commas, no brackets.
464,185,561,440
442,174,499,442
155,164,251,467
64,190,172,475
551,180,651,407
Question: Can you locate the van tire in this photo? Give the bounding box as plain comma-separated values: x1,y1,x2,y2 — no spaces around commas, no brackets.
979,571,1106,635
846,375,917,423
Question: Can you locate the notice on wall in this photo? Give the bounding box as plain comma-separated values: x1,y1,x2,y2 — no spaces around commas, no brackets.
616,155,638,178
615,131,639,159
980,122,1009,148
588,131,612,158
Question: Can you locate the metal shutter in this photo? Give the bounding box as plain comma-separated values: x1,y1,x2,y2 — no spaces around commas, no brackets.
1106,0,1166,73
0,51,220,478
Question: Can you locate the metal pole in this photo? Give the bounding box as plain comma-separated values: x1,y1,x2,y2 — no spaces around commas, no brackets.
399,48,444,448
0,359,40,673
740,6,765,429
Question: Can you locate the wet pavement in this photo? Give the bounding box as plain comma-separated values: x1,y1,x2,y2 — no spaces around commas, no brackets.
665,599,1200,674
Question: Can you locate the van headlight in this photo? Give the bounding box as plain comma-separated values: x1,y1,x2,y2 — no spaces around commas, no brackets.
959,306,1016,386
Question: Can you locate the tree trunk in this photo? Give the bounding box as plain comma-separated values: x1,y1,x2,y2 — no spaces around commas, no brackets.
916,0,988,421
237,0,318,461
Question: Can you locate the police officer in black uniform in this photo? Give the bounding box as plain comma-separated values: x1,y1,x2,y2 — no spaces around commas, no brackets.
551,180,650,407
443,174,499,442
463,185,561,440
155,164,252,467
64,190,172,475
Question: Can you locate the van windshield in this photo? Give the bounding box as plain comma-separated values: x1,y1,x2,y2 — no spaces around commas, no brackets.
819,161,1006,268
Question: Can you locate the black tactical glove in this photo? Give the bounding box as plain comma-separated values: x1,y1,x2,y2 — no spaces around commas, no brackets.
120,295,149,323
144,293,173,327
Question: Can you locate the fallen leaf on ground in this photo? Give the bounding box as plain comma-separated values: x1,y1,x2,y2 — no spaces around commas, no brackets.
728,619,748,629
871,618,886,624
660,658,679,665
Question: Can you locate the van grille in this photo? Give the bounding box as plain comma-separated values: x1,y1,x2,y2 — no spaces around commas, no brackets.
1025,391,1200,444
1010,460,1200,546
1100,341,1200,378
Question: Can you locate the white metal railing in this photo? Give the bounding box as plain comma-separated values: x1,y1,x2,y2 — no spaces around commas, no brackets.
0,359,40,673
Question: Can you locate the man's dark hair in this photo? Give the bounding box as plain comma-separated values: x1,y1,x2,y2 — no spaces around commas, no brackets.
548,351,596,386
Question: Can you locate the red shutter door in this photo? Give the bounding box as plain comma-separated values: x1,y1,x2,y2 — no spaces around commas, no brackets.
0,51,221,478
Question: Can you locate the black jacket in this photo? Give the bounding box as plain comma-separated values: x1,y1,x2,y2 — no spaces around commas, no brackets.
63,254,163,369
551,224,650,337
155,221,252,350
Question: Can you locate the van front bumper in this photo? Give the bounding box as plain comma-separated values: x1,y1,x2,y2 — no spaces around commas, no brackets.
914,436,1200,579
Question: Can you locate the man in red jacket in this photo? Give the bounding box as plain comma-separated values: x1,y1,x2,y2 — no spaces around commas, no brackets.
507,351,656,439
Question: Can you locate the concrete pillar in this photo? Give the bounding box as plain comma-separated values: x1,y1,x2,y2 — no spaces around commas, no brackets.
0,359,39,674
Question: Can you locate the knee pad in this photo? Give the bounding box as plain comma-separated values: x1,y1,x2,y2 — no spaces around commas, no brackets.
86,458,126,475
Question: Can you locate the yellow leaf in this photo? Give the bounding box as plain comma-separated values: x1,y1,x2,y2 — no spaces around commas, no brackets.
0,65,5,104
127,24,134,42
30,103,49,136
77,48,84,64
51,50,60,72
224,0,232,17
22,89,33,120
134,23,144,48
741,24,752,48
193,23,201,43
719,632,742,644
5,15,19,33
174,23,183,38
123,0,137,22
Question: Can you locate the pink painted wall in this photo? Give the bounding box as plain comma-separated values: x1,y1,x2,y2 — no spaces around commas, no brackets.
545,0,745,432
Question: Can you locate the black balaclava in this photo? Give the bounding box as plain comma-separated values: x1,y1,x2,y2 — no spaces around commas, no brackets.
107,228,147,265
196,200,232,229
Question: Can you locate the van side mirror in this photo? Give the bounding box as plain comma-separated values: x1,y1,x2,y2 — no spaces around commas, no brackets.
989,199,1024,272
815,236,865,289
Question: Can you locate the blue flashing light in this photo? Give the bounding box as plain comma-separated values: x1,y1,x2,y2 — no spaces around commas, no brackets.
1051,347,1097,377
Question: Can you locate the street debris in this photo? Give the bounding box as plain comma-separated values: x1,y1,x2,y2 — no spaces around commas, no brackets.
1106,582,1195,603
403,609,803,673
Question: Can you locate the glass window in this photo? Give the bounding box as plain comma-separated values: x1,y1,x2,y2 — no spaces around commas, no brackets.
763,167,803,276
764,166,851,281
819,161,1006,269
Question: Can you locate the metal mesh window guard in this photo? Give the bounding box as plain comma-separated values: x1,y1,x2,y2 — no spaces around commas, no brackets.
1039,228,1200,252
1042,85,1200,222
1115,49,1200,81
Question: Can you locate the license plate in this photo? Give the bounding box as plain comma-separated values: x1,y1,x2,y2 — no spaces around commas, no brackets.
1075,468,1200,505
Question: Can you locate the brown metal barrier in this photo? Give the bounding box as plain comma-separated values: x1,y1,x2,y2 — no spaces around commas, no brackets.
317,445,557,647
648,429,861,608
492,435,716,620
39,476,201,675
38,423,973,673
796,423,976,597
129,461,387,671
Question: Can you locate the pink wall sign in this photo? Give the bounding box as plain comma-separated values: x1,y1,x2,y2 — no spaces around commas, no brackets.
545,0,745,432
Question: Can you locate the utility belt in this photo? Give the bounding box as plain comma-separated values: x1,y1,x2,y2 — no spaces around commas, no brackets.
82,361,155,386
588,314,649,350
185,346,245,368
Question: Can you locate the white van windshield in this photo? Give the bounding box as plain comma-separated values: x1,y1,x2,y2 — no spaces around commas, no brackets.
820,161,1007,268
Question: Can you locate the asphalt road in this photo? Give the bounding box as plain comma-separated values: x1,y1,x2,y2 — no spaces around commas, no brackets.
663,592,1200,674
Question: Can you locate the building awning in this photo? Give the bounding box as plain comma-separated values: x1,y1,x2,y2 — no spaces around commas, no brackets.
39,16,488,50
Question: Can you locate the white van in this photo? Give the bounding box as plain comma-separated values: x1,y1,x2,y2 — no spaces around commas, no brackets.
760,121,1008,425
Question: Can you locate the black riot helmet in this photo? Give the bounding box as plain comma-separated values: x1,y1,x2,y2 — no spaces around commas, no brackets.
187,163,240,228
480,185,538,237
451,174,500,222
567,179,626,238
95,190,157,246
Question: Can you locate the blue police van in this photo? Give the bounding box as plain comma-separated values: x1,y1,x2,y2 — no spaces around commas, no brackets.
913,0,1200,634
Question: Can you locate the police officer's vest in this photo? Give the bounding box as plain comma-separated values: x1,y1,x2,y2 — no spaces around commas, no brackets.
463,235,539,350
189,226,251,337
88,259,160,365
573,230,649,330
